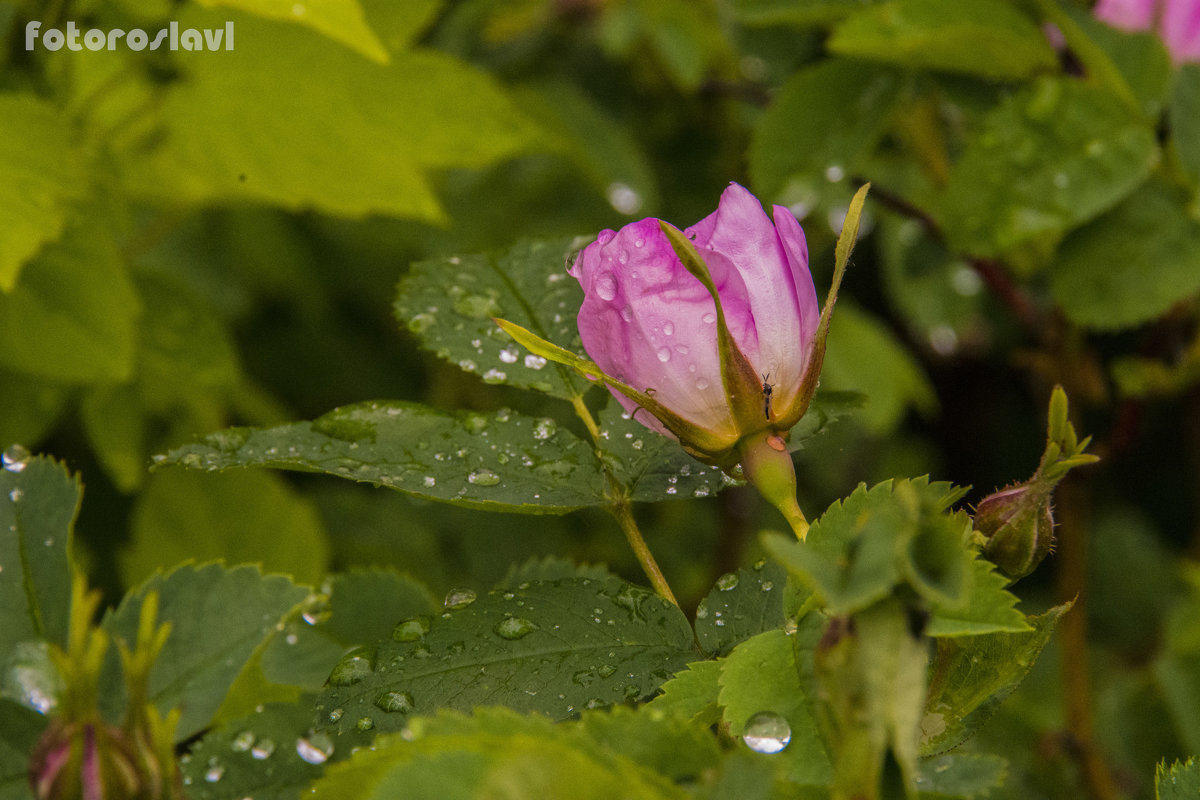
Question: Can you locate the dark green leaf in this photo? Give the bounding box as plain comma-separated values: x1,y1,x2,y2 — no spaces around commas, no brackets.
1157,759,1200,800
394,237,585,399
0,456,77,660
1173,65,1200,188
828,0,1056,79
1050,179,1200,330
99,563,311,739
718,629,832,785
577,705,722,784
749,58,904,205
0,699,44,800
695,561,788,656
938,77,1158,258
122,470,331,589
731,0,885,26
925,557,1029,637
915,753,1007,798
920,603,1070,756
496,556,616,589
315,577,696,733
644,659,723,726
160,402,608,513
0,95,86,292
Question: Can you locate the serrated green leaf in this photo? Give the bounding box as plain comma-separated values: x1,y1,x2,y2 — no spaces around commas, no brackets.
920,603,1070,756
160,402,608,513
394,237,585,399
938,76,1158,259
577,705,722,784
594,396,734,503
123,9,542,221
821,304,937,434
644,659,723,726
0,214,140,383
122,470,330,590
1050,179,1200,330
99,563,311,739
915,753,1007,798
0,457,77,661
695,562,788,656
0,699,44,800
1158,759,1200,800
315,577,696,733
0,94,86,293
181,700,344,800
926,557,1029,637
828,0,1056,79
719,629,832,785
197,0,390,63
749,58,903,205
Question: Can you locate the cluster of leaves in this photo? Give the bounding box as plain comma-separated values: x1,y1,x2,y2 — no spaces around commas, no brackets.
3,0,1200,798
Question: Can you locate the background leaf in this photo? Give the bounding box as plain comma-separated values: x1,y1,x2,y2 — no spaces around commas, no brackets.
197,0,390,63
694,561,788,656
315,576,696,733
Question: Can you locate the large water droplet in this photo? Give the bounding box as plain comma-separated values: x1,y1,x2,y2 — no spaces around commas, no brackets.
2,444,30,473
481,368,507,384
467,469,500,486
742,711,792,754
204,762,225,783
392,615,431,642
715,572,740,591
498,346,520,364
327,650,374,686
532,418,557,440
295,731,334,764
656,347,671,363
662,321,675,336
250,739,276,760
444,589,477,609
595,272,618,301
694,377,710,391
524,354,547,370
374,690,415,714
494,617,537,640
3,641,61,714
300,594,330,626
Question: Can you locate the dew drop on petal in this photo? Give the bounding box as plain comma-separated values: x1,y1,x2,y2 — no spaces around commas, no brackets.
743,711,792,754
595,272,618,301
694,377,710,391
662,321,674,336
701,312,716,325
656,347,671,363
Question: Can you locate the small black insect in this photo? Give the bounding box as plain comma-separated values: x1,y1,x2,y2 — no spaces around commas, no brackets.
761,372,774,420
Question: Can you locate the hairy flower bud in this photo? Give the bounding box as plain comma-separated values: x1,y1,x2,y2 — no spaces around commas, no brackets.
974,484,1055,580
29,721,142,800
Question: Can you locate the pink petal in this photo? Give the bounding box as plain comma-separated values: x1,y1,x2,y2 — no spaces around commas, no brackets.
1094,0,1157,30
1163,0,1200,62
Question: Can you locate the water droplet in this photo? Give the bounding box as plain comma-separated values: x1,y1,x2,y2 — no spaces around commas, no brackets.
2,444,30,473
494,617,537,640
407,313,436,334
701,311,715,325
662,321,675,336
715,572,740,591
392,615,431,642
499,346,520,364
327,650,374,686
595,272,618,301
607,182,643,215
467,469,500,486
532,418,557,440
9,488,22,502
824,164,845,183
597,664,617,678
356,716,375,732
444,589,477,609
231,731,256,752
656,347,671,363
423,476,436,488
300,595,330,626
205,763,225,783
295,731,334,764
597,230,615,245
694,377,710,391
482,368,507,384
457,359,477,372
524,354,547,370
743,711,791,754
3,641,60,714
374,690,415,714
760,581,774,592
250,739,276,760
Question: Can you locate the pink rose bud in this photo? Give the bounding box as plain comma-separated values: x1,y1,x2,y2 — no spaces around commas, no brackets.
974,483,1056,580
1094,0,1200,64
567,182,821,464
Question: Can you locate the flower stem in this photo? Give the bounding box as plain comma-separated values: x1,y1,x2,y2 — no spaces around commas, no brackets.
610,497,679,608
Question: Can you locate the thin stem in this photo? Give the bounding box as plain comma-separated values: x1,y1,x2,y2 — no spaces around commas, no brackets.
609,496,679,608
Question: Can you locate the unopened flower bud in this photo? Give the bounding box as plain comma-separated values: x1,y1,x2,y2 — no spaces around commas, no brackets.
29,721,142,800
974,484,1055,580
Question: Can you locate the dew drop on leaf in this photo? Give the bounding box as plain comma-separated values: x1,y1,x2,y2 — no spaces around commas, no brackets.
204,763,225,783
482,368,507,384
742,711,792,754
523,354,547,370
444,589,477,609
327,651,374,686
356,716,375,732
467,469,500,486
392,615,431,642
231,731,256,752
532,418,557,440
8,488,22,502
374,691,415,714
494,617,537,640
715,572,740,591
295,731,334,764
499,346,519,364
2,444,29,473
250,739,275,760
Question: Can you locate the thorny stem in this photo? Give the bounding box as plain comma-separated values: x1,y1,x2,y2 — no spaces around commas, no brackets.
610,496,679,608
570,390,680,607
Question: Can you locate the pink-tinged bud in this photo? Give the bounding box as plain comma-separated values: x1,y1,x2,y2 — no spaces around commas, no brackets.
1094,0,1200,64
29,721,142,800
568,182,822,465
974,484,1055,580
